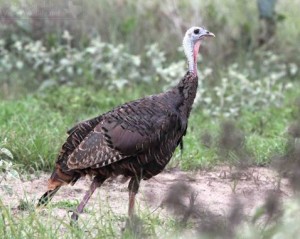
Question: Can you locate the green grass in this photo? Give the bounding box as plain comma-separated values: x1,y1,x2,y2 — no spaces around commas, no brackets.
0,86,152,171
0,198,177,239
1,82,299,171
1,197,300,238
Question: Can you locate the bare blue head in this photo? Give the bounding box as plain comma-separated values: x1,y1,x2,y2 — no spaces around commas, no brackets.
182,27,215,76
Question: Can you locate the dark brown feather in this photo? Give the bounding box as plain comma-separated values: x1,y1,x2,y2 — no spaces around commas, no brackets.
49,72,197,184
67,96,183,170
37,27,213,222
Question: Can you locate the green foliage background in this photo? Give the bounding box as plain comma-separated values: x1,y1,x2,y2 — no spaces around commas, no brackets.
0,0,299,170
0,0,300,238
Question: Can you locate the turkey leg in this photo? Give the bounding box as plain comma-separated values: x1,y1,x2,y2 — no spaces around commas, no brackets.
128,176,141,218
71,176,105,223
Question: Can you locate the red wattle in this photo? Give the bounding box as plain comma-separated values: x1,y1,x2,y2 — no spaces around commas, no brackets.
193,41,201,75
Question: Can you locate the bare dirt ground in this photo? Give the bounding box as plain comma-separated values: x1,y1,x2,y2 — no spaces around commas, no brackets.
0,166,293,223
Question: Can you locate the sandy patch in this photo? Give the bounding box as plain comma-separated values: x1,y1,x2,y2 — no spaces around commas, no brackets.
0,166,292,222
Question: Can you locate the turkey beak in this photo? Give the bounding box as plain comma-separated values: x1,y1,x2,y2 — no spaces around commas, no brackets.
206,32,215,37
201,31,215,39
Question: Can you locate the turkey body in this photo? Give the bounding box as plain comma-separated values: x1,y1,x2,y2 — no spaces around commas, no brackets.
51,72,197,187
37,26,214,223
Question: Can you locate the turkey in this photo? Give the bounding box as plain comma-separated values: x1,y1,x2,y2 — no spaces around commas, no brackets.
37,26,214,223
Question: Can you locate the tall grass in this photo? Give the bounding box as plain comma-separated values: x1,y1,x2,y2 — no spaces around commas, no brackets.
1,190,300,238
0,0,299,60
0,0,299,171
1,83,299,171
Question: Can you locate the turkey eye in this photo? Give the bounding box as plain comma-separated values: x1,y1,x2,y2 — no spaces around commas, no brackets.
194,29,200,34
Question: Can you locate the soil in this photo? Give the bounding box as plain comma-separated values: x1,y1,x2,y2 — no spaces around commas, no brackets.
0,166,293,223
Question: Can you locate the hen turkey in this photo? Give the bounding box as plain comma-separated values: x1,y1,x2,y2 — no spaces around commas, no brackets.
37,26,214,223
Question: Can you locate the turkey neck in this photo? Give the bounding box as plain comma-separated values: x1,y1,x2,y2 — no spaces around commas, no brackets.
175,71,198,118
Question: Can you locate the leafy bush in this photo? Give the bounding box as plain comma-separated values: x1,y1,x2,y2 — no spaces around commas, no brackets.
196,51,297,117
0,34,187,95
1,33,297,120
1,0,299,61
0,142,20,185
